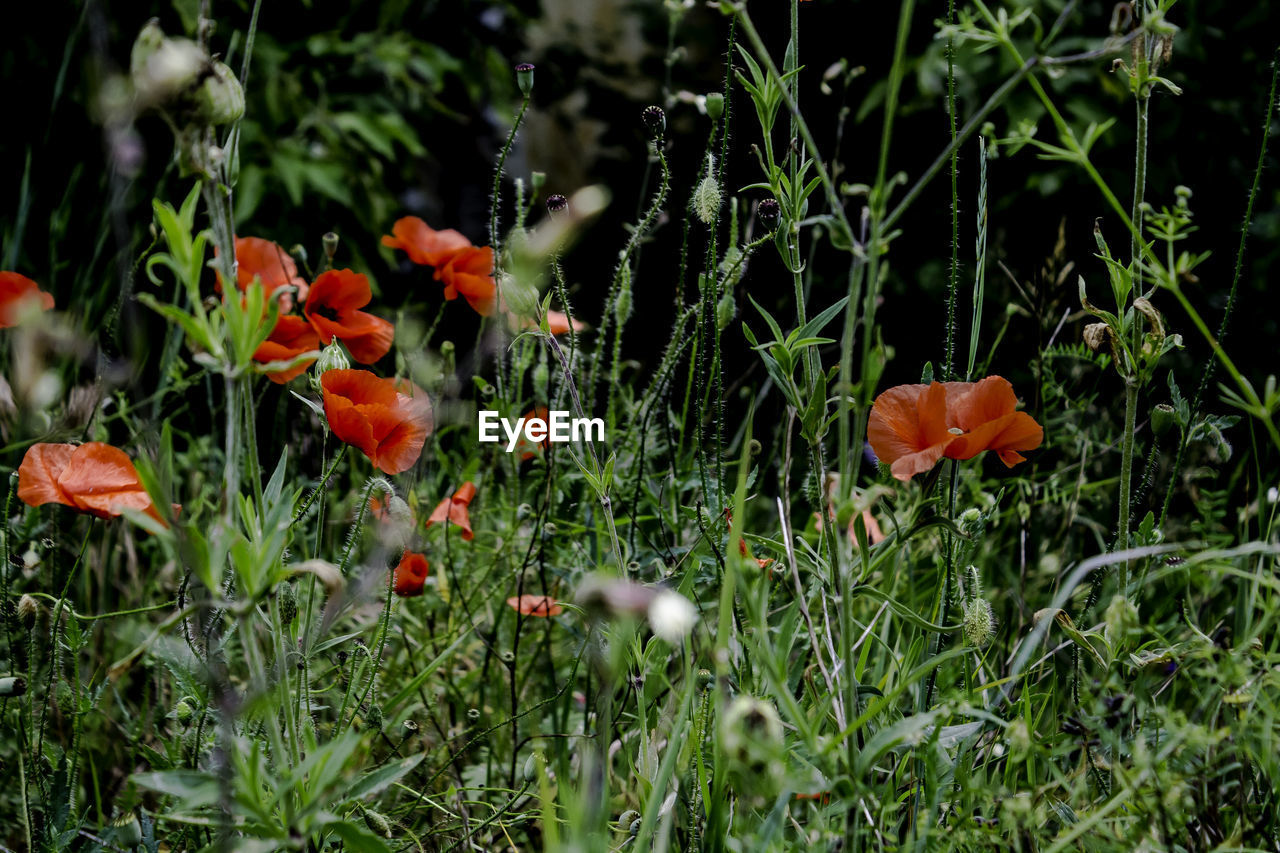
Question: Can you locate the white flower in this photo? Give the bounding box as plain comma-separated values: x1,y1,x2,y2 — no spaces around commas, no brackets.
647,589,697,643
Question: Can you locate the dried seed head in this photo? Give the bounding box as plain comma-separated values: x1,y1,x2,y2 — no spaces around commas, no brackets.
1083,322,1111,352
322,231,340,261
514,63,535,97
641,105,666,139
757,198,781,231
110,812,144,847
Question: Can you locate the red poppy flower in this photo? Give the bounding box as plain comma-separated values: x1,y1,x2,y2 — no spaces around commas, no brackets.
867,376,1042,481
320,369,433,475
941,376,1044,467
511,407,551,460
507,594,563,617
392,551,430,597
217,237,308,312
18,442,170,524
436,247,497,317
866,382,955,481
304,269,395,364
381,216,472,267
253,315,320,383
512,310,585,336
0,272,55,328
425,482,477,541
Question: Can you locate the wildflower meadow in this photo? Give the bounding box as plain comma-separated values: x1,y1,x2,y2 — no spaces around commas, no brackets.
3,0,1280,850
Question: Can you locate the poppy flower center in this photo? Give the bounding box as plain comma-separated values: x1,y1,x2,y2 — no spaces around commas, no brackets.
311,305,341,322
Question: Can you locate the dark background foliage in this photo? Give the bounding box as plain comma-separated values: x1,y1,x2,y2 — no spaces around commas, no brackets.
4,0,1278,504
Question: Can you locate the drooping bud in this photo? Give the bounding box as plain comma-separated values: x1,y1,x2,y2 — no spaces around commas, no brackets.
962,598,995,647
716,293,736,330
705,92,725,121
757,198,781,231
17,594,39,624
694,158,722,225
641,105,666,139
514,63,535,97
1151,403,1177,437
191,60,245,125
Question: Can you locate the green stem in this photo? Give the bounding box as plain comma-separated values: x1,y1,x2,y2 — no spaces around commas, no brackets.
1116,379,1138,590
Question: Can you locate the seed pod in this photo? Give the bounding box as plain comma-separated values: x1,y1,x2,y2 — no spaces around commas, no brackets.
705,92,725,121
322,231,340,262
546,194,568,217
1150,403,1177,437
641,105,666,139
110,812,144,847
757,198,781,231
514,63,535,97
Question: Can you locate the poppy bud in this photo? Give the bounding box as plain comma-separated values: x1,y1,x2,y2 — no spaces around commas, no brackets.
278,582,297,624
706,91,725,121
173,697,195,723
962,599,995,647
697,668,714,690
17,594,39,625
716,293,736,330
614,284,632,325
367,703,384,729
642,105,666,139
546,193,568,217
757,198,781,231
191,60,245,126
532,361,549,389
514,62,535,97
55,681,73,710
312,343,351,389
1104,595,1139,649
694,159,722,225
362,808,392,838
322,231,340,262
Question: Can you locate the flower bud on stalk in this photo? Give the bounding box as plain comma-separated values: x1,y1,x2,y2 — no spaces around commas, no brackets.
515,63,535,97
757,198,781,231
642,105,666,139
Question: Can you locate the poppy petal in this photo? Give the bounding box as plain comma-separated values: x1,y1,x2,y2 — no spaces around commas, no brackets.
0,272,55,328
57,443,156,519
336,312,395,365
507,595,563,617
17,443,76,507
867,383,955,481
393,551,430,597
381,216,472,267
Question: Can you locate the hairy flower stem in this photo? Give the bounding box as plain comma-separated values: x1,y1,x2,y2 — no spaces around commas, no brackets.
488,94,531,401
1117,380,1138,591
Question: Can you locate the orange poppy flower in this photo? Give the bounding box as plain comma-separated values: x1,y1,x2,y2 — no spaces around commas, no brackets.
941,376,1044,468
381,216,472,267
513,310,584,336
867,376,1042,481
217,237,309,312
320,369,433,475
17,442,170,524
507,594,563,617
0,272,55,328
436,246,498,317
425,481,477,540
253,315,320,383
304,269,395,364
392,551,430,597
510,407,551,460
